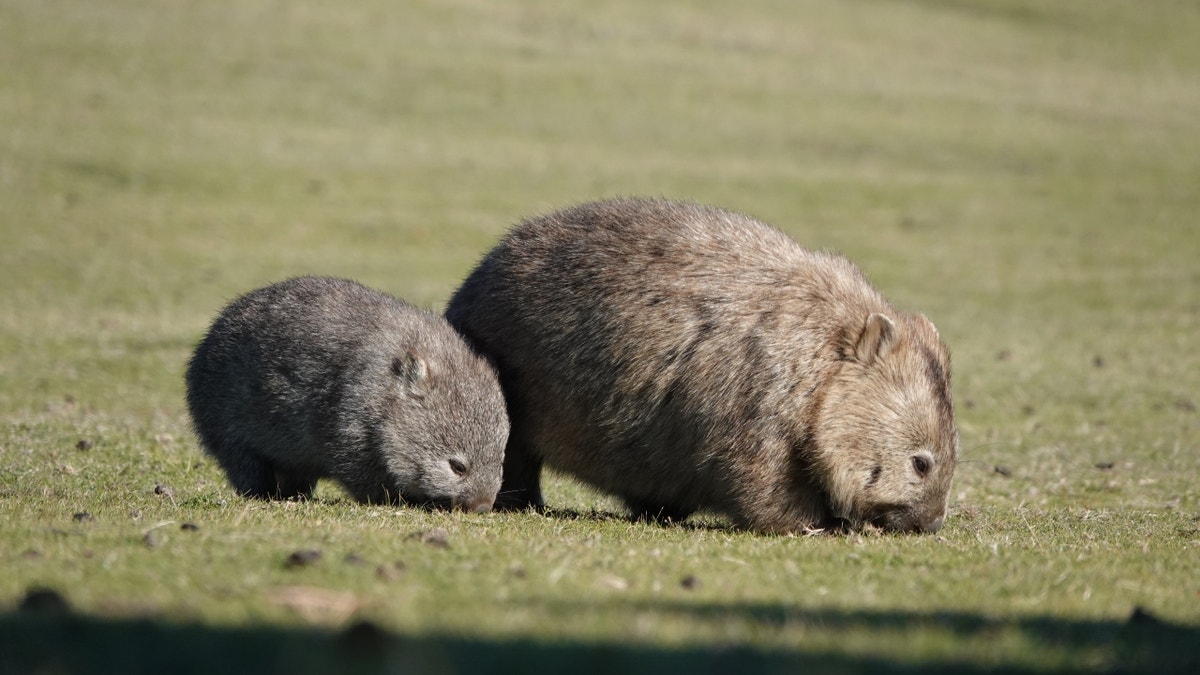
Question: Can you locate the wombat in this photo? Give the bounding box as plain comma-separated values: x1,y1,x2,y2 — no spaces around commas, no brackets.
185,276,508,511
446,198,957,533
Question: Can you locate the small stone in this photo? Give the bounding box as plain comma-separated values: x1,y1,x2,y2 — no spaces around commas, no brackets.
412,528,450,549
75,439,93,451
375,561,406,581
72,512,94,523
143,530,165,548
154,483,175,499
285,549,322,568
1091,355,1105,368
680,574,701,590
994,465,1013,478
180,522,200,531
1094,462,1114,470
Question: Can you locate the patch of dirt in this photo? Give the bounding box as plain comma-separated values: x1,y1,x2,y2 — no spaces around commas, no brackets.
266,585,362,624
595,574,629,591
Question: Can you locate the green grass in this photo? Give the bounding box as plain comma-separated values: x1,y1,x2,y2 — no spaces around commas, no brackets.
2,0,1199,672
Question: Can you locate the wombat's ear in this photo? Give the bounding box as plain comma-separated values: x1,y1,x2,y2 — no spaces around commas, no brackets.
853,313,897,366
391,352,429,397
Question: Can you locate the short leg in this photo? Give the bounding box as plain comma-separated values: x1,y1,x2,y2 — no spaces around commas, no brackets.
215,448,277,499
350,483,406,506
211,444,315,501
274,469,318,500
333,456,403,505
495,441,544,511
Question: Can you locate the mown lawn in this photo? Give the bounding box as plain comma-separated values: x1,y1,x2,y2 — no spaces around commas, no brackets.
2,1,1198,672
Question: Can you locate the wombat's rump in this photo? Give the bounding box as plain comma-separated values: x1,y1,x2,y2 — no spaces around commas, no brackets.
447,198,957,533
186,276,508,511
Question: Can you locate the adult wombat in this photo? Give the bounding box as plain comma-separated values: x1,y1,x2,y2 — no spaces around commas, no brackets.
447,198,957,533
186,276,508,511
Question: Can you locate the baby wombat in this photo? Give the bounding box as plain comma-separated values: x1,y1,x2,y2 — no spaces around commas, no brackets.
446,198,958,533
186,276,508,511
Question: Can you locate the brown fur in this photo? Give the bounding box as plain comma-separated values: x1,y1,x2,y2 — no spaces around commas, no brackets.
447,198,957,533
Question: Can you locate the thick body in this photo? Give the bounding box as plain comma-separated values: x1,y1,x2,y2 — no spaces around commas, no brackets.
186,276,508,510
447,198,957,532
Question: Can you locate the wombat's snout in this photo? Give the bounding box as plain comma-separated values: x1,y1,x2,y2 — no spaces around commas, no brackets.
452,495,494,514
871,508,945,534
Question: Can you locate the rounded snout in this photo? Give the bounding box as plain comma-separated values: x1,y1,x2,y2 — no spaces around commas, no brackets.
451,495,495,514
870,507,945,534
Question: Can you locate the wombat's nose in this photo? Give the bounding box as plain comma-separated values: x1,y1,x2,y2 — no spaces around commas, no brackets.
456,497,493,514
448,494,493,513
925,515,945,534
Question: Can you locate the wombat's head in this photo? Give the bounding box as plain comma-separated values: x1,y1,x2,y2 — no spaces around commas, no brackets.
811,312,957,534
377,350,508,512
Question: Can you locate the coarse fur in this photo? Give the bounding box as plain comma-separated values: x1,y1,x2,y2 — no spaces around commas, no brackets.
186,276,508,511
446,198,957,533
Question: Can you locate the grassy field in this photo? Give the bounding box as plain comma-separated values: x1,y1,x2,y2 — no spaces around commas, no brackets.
2,0,1199,672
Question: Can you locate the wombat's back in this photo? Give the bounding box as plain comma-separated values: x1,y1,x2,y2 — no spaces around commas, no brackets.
448,198,957,533
186,277,421,457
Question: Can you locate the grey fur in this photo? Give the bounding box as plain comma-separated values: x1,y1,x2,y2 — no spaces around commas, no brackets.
186,276,508,511
446,198,957,533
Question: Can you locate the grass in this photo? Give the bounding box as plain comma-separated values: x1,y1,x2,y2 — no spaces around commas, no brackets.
2,0,1199,672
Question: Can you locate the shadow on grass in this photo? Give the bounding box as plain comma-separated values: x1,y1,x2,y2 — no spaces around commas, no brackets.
537,505,731,531
2,599,1197,675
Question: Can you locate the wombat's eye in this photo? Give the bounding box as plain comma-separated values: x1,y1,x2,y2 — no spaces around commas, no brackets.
912,455,931,477
449,458,468,477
